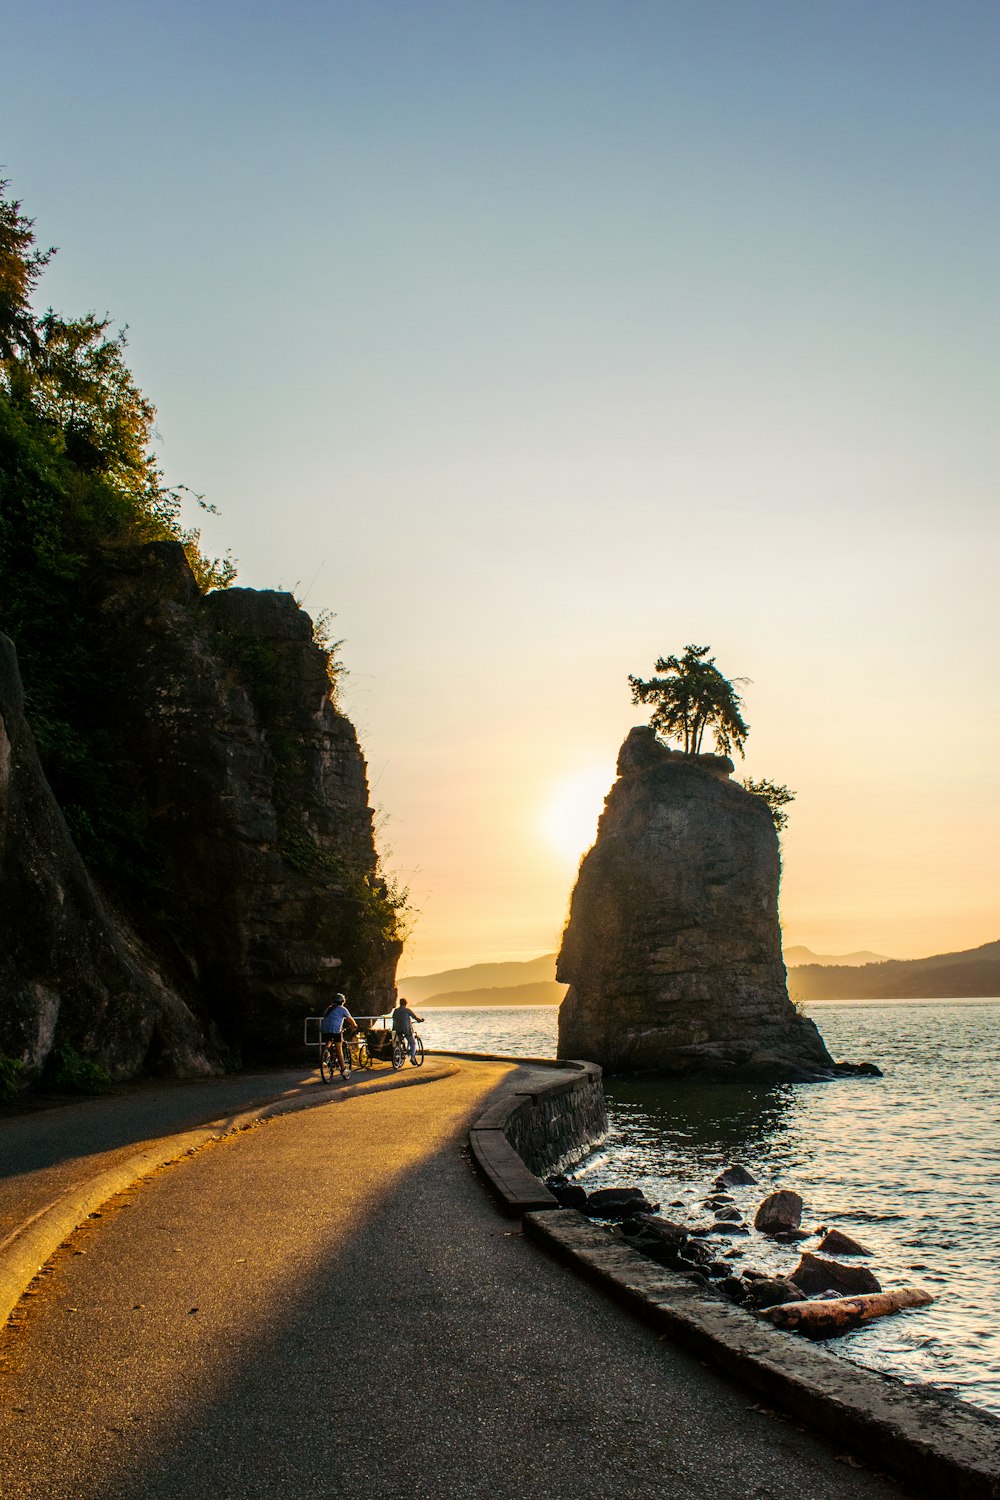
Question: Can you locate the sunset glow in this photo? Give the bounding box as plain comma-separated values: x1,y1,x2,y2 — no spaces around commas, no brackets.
540,766,614,867
5,3,998,974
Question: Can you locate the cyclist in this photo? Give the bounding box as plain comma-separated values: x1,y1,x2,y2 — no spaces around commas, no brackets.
391,995,424,1065
320,993,355,1079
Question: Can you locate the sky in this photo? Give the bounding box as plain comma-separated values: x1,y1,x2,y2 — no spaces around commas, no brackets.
3,1,998,974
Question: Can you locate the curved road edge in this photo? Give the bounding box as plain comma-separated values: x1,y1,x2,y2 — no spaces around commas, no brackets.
0,1060,459,1328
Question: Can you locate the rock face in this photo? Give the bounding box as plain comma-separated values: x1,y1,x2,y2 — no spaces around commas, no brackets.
557,726,835,1080
0,633,218,1080
0,542,401,1083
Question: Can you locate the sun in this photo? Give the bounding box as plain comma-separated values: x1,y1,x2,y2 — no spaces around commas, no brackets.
541,764,614,865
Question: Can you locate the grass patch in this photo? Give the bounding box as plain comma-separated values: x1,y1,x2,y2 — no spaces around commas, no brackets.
43,1043,111,1095
0,1054,25,1101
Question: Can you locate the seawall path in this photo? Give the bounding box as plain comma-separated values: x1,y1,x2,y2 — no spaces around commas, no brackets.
0,1057,917,1499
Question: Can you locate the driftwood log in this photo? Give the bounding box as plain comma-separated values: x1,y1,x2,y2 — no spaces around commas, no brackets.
758,1288,934,1340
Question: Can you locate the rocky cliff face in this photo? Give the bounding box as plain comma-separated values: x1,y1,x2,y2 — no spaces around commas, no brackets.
0,633,218,1080
0,542,401,1083
557,726,835,1081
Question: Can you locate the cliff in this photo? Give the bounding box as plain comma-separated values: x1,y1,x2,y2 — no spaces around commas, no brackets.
0,633,217,1080
557,726,835,1080
0,542,401,1085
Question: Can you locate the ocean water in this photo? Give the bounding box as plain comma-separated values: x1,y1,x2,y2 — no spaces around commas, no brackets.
423,998,1000,1417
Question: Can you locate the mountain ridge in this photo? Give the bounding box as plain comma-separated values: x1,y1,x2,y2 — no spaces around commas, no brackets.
789,940,1000,1001
402,941,1000,1006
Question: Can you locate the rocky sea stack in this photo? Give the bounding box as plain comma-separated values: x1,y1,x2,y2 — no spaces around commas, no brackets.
557,726,836,1081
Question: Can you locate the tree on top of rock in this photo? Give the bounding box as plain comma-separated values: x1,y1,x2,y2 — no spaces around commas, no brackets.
628,644,750,758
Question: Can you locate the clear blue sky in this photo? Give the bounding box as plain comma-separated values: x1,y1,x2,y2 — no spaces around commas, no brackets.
5,1,999,970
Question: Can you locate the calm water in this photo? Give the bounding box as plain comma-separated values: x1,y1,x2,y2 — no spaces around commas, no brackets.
424,999,1000,1416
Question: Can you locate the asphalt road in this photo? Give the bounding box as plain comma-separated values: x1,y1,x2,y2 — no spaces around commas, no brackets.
0,1061,915,1500
0,1068,325,1243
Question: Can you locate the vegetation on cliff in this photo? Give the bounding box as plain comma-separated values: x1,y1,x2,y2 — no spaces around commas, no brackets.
629,645,794,831
0,182,234,868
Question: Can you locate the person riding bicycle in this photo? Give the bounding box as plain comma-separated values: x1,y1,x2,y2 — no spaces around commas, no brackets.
391,995,424,1065
320,993,355,1079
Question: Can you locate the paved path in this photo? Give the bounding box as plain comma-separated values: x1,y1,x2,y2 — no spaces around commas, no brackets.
0,1060,914,1499
0,1063,451,1245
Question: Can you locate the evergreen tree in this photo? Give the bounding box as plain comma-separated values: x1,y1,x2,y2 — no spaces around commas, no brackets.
628,644,749,758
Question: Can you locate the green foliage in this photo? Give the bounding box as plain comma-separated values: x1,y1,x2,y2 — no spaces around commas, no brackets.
43,1043,111,1095
356,868,411,947
0,181,53,363
741,777,796,831
0,180,235,602
0,179,236,875
629,644,749,758
278,828,410,947
311,606,346,698
0,1053,25,1101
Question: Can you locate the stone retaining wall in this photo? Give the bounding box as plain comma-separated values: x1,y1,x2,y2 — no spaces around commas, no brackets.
503,1062,607,1176
468,1059,607,1213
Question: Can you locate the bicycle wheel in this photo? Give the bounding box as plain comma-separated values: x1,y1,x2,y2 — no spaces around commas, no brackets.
356,1040,371,1069
411,1036,425,1068
391,1039,406,1070
319,1044,335,1084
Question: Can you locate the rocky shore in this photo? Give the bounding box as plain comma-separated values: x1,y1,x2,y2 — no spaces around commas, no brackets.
546,1162,933,1342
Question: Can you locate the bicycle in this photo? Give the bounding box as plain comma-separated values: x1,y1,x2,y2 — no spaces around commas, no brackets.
391,1028,424,1070
319,1028,371,1082
319,1035,350,1083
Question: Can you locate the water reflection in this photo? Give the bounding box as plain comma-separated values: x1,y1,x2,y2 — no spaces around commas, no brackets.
603,1077,800,1169
573,1000,1000,1417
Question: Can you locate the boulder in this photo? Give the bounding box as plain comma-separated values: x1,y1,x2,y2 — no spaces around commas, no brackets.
585,1186,658,1219
715,1164,758,1188
830,1061,884,1078
789,1252,882,1297
681,1238,715,1266
556,728,836,1080
744,1278,807,1311
621,1216,691,1268
548,1182,588,1210
754,1190,804,1235
620,1215,688,1248
816,1228,872,1257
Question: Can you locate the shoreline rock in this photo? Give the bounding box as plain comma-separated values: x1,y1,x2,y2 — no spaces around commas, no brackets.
556,728,847,1082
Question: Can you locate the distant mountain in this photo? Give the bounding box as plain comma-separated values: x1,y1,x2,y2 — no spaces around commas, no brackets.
402,939,1000,1008
398,954,557,1004
789,940,1000,1002
421,980,566,1008
783,946,888,968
